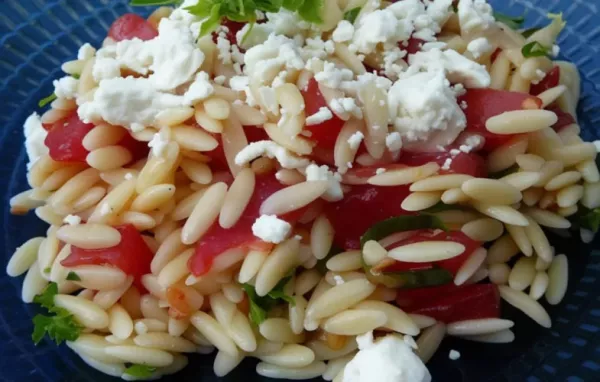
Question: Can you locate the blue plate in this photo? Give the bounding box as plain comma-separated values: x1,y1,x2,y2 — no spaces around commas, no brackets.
1,1,599,381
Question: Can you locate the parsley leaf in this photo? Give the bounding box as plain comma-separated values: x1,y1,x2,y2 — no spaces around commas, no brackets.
580,207,600,233
66,272,81,281
494,11,526,30
130,0,183,6
242,276,295,326
521,27,541,38
522,41,551,58
297,0,323,24
124,364,157,378
38,93,57,108
31,282,82,345
343,7,361,24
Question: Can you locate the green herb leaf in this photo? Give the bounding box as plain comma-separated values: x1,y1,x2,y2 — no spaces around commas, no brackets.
31,283,82,345
43,267,51,274
124,364,157,378
343,7,361,24
242,276,295,325
521,27,541,38
522,41,551,58
130,0,182,6
580,208,600,233
66,272,81,281
282,0,305,11
494,11,526,30
297,0,323,24
422,202,465,214
366,267,453,289
33,282,59,310
197,3,223,36
38,93,57,108
360,214,447,249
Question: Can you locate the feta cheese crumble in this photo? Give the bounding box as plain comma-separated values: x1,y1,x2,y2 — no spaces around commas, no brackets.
306,107,333,126
23,112,49,169
63,214,82,226
148,130,170,157
332,20,355,43
467,37,493,59
78,43,96,60
305,164,344,202
53,76,79,99
235,140,309,169
252,215,291,243
343,333,431,382
449,349,461,360
347,131,365,150
457,0,495,33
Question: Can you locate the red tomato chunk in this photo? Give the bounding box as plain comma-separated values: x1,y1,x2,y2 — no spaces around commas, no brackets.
44,112,94,162
400,283,501,323
189,174,305,276
530,66,560,96
62,224,153,291
301,78,345,150
108,14,158,42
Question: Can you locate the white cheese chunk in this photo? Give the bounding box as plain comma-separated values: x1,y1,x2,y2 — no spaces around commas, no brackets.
343,333,431,382
148,130,170,157
449,349,461,360
314,62,355,89
388,70,466,145
53,76,79,99
252,215,292,243
77,43,96,60
23,112,49,170
244,34,304,85
467,37,493,59
184,71,214,105
332,20,355,42
235,140,309,169
386,132,403,152
407,48,491,88
457,0,495,33
306,107,333,126
352,9,406,54
63,214,82,226
347,131,365,150
305,164,344,202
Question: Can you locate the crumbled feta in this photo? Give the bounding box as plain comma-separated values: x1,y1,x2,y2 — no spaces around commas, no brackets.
259,86,279,114
352,9,407,54
441,157,453,170
330,97,363,119
303,37,336,60
332,20,355,43
63,214,82,226
421,41,448,51
124,173,134,180
306,107,334,126
343,333,431,382
53,76,79,99
252,215,292,244
264,9,312,37
314,62,355,89
386,132,403,152
77,43,96,60
532,69,546,85
23,112,49,169
78,77,186,129
184,71,214,104
449,349,461,360
347,131,365,150
552,44,560,57
235,140,309,169
305,164,344,202
93,57,122,81
467,37,493,59
244,34,304,85
407,48,491,88
388,70,466,145
148,129,170,157
457,0,495,33
376,168,386,175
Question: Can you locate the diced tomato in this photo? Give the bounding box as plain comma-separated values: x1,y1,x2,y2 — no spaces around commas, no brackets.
547,104,575,132
396,283,463,308
399,151,487,177
118,131,150,163
62,225,154,291
458,89,543,151
108,14,158,42
326,184,412,250
301,78,346,150
44,112,95,162
404,283,501,323
490,48,501,63
405,37,424,55
530,66,560,96
212,19,246,44
189,174,305,276
386,231,481,275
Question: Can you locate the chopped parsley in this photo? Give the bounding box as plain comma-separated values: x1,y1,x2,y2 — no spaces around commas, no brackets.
241,276,295,326
32,283,82,345
493,11,525,30
343,7,361,24
521,41,552,58
38,93,57,108
124,364,157,378
66,272,81,281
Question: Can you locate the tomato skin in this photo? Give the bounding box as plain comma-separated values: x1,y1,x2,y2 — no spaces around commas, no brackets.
118,131,150,163
108,14,158,42
213,20,246,45
530,66,560,96
402,284,500,323
62,225,154,291
326,184,412,250
404,37,424,55
44,112,95,162
547,104,575,132
459,89,543,151
301,78,346,150
189,174,304,276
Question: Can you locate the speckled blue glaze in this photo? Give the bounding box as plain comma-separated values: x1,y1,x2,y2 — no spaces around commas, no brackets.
0,1,599,381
